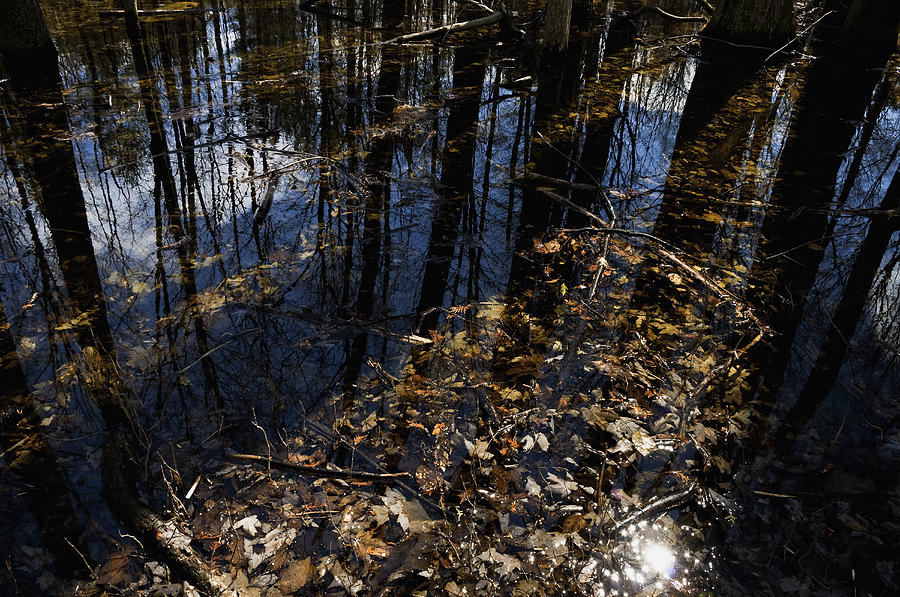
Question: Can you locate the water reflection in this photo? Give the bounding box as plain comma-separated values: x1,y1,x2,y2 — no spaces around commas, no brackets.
1,0,899,594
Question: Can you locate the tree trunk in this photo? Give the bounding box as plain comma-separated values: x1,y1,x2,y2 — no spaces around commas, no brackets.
0,0,53,51
542,0,573,53
124,0,139,26
841,0,900,58
0,0,58,86
702,0,794,47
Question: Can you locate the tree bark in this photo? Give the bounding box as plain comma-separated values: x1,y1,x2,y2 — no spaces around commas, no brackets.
0,0,53,51
542,0,573,53
841,0,900,58
0,0,58,86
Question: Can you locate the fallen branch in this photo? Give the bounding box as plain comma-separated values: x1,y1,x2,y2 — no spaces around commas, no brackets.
632,5,708,23
546,189,766,330
513,171,602,193
382,10,504,44
695,0,715,14
104,426,225,596
225,452,412,483
611,481,698,535
99,8,214,17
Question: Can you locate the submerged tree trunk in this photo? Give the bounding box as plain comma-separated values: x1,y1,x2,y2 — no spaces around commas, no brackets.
702,0,794,47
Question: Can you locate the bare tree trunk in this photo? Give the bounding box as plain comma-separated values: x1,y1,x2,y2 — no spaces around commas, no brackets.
542,0,573,53
702,0,794,47
0,0,57,86
124,0,139,26
0,0,53,51
841,0,900,58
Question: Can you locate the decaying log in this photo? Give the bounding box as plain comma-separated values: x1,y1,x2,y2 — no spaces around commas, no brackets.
103,425,225,596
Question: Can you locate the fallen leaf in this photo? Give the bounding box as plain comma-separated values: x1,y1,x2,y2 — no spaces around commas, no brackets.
278,558,314,593
233,514,260,536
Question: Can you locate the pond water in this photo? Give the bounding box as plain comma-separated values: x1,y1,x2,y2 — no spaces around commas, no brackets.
1,1,899,595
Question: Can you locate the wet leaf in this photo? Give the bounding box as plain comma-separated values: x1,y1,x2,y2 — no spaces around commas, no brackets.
477,547,522,577
96,549,134,586
278,558,314,592
631,429,656,456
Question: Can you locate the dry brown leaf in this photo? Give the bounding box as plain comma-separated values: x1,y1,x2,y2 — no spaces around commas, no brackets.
278,557,314,593
96,549,134,586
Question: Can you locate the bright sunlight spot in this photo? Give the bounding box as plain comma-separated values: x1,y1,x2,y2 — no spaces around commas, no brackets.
642,542,676,578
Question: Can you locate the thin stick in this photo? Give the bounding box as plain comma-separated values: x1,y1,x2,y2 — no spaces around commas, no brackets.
225,453,411,482
632,5,707,23
382,11,504,44
765,11,835,62
611,482,697,535
513,172,601,192
98,8,214,17
753,490,796,499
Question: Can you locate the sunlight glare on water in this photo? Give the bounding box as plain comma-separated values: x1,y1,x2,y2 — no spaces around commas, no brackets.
641,541,676,578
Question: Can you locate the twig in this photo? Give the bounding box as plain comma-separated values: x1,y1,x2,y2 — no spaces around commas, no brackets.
513,171,601,193
753,490,796,499
765,10,834,62
382,11,504,44
301,419,445,515
632,5,707,23
250,409,272,476
98,8,214,17
531,132,618,300
225,452,411,483
63,537,97,579
677,331,764,436
534,132,613,220
455,0,495,14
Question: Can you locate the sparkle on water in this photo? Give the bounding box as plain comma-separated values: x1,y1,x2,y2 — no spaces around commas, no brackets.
641,541,677,578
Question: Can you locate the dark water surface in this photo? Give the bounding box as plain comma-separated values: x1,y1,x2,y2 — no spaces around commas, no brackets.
2,1,899,595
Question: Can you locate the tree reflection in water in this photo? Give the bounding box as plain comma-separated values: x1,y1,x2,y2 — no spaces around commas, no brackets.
0,0,899,595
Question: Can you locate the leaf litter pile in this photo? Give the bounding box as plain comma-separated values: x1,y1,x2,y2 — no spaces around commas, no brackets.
51,227,773,596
